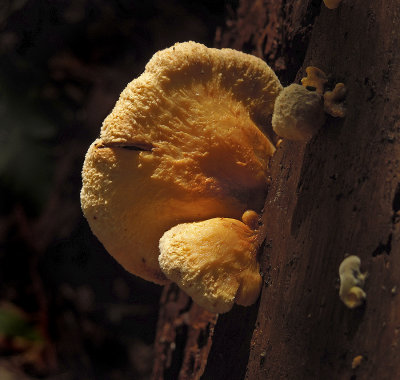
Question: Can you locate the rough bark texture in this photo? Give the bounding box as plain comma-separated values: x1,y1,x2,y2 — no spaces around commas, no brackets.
246,0,400,378
152,284,217,380
215,0,321,84
153,0,400,379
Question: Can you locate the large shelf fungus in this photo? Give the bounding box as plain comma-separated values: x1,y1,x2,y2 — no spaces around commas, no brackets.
81,41,282,312
81,42,333,313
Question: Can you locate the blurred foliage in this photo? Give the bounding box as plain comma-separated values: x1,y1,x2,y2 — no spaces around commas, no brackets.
0,84,57,215
0,302,51,378
0,303,43,343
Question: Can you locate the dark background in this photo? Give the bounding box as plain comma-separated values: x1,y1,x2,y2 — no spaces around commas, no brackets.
0,1,236,378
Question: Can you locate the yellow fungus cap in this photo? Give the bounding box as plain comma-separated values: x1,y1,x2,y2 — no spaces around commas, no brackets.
323,0,342,10
159,218,262,313
324,83,347,117
81,41,282,284
352,355,363,370
301,66,328,95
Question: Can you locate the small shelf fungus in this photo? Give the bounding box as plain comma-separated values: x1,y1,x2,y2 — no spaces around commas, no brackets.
324,83,347,117
339,256,367,309
81,42,334,313
301,66,328,95
159,214,262,313
323,0,343,10
272,84,326,141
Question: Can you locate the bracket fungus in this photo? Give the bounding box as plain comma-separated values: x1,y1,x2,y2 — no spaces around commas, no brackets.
323,0,343,10
81,42,330,313
271,84,326,141
301,66,328,95
300,66,347,119
339,255,367,309
324,83,347,117
81,41,283,313
159,214,262,313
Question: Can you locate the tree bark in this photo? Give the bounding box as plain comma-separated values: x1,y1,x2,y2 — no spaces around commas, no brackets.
152,284,217,380
245,1,400,378
153,0,400,378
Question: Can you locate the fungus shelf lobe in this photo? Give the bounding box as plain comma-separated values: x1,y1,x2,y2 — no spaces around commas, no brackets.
159,217,262,313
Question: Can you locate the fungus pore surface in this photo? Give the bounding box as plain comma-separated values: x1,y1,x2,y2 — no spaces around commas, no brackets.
81,41,282,301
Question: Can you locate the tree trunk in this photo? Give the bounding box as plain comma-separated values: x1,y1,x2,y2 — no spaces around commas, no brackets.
153,1,400,378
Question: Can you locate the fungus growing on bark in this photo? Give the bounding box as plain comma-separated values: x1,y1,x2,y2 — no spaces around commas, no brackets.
81,41,343,313
159,215,262,313
352,355,364,370
301,66,328,95
81,41,282,312
324,83,347,117
323,0,343,10
272,84,325,141
339,255,367,309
